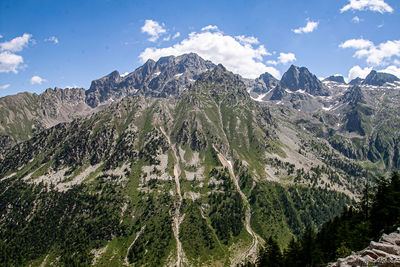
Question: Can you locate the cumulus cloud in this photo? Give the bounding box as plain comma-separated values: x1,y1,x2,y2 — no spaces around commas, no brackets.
340,0,393,13
278,52,296,64
141,19,166,42
201,25,219,31
340,39,400,66
30,75,46,85
45,36,59,44
0,51,24,73
0,84,10,89
346,65,372,82
266,52,296,65
235,35,259,45
139,29,280,79
0,33,33,73
292,20,319,34
339,38,374,49
0,33,31,52
378,65,400,79
173,32,180,39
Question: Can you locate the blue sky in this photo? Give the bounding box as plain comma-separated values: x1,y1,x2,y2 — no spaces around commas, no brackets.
0,0,399,97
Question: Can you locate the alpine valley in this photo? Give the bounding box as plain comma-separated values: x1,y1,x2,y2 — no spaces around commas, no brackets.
1,53,400,266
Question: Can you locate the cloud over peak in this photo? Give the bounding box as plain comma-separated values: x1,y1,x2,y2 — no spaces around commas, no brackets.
292,20,319,34
141,19,166,42
139,27,280,79
340,0,393,13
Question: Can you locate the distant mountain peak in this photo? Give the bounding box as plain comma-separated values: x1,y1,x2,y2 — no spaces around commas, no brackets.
324,75,346,84
280,65,329,96
362,70,400,86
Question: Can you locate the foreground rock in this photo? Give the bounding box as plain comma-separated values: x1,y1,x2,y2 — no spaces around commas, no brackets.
329,228,400,266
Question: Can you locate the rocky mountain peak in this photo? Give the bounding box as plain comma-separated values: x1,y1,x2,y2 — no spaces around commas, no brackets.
280,65,329,96
362,70,400,86
252,72,280,94
324,75,346,84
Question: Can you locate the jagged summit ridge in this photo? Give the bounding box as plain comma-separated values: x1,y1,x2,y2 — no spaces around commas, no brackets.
85,53,215,107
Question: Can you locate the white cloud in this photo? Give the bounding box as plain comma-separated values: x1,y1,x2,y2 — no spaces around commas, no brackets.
278,52,296,64
341,39,400,66
0,51,24,73
201,25,219,32
339,38,374,49
266,52,296,65
30,75,47,85
120,72,129,77
292,20,319,34
45,36,59,44
139,29,280,79
163,35,171,41
266,60,278,65
0,34,2,38
340,0,393,13
235,35,259,45
173,32,180,39
0,33,31,52
352,16,361,23
346,65,372,82
141,19,166,42
378,65,400,78
0,84,10,89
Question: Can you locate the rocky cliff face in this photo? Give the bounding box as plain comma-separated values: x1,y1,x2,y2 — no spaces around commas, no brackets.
329,228,400,267
280,65,329,96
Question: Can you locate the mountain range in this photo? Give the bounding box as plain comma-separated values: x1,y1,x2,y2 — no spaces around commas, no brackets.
0,53,399,266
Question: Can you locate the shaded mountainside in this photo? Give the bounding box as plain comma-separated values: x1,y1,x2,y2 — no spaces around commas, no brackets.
0,66,356,266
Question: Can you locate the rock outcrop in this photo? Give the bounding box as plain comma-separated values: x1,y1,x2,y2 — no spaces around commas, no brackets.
329,228,400,267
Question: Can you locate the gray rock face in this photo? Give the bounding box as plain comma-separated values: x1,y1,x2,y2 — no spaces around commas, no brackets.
270,85,287,100
329,228,400,267
362,70,400,86
252,72,280,94
349,77,364,85
85,53,215,107
280,65,329,96
324,75,346,84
